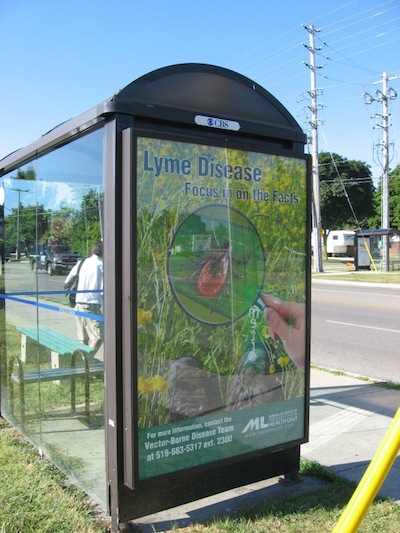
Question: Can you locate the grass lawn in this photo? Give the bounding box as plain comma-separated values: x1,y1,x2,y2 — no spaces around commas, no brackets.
0,418,109,533
313,259,400,284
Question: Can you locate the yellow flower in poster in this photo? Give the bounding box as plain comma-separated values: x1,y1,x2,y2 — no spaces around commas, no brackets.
138,375,167,394
278,356,291,367
138,308,152,324
138,376,146,393
151,375,167,392
262,325,269,338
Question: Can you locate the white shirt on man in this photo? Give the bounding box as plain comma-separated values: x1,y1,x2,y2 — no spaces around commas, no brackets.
66,254,103,305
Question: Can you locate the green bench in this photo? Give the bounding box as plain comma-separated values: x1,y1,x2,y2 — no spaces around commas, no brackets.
18,326,96,368
9,326,104,424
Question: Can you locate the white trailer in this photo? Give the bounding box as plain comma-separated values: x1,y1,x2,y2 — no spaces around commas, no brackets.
327,230,355,257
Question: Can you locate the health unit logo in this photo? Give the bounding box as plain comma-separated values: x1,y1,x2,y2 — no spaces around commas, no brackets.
242,409,299,434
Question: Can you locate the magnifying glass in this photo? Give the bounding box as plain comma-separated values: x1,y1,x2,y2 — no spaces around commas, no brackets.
167,204,266,326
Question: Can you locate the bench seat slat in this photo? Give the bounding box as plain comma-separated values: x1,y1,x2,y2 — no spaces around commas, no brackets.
17,326,95,355
11,363,104,384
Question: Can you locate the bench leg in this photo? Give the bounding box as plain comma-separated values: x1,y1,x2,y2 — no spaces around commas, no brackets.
8,357,15,416
20,373,26,425
20,334,27,363
9,357,26,425
71,350,91,419
15,363,26,425
51,351,61,369
84,365,90,420
71,361,76,414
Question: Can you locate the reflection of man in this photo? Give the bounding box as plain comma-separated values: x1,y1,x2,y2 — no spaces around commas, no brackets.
65,243,103,350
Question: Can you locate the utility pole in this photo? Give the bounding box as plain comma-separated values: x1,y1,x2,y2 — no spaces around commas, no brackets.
364,72,399,271
303,25,323,272
11,188,28,260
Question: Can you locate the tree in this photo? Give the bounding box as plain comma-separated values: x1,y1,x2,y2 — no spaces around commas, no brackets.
15,166,36,181
3,187,103,258
318,153,375,230
369,164,400,229
62,189,103,256
5,203,48,254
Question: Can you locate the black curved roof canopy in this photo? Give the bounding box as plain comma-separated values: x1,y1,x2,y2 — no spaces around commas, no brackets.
0,63,306,174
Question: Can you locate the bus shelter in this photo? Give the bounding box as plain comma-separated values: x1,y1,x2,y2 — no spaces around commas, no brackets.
354,228,400,270
0,64,311,531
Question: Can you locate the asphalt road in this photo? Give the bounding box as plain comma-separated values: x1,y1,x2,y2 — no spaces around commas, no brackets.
311,279,400,384
4,261,68,304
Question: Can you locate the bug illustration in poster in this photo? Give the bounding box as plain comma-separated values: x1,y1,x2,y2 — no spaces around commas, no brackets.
187,229,252,313
168,204,265,325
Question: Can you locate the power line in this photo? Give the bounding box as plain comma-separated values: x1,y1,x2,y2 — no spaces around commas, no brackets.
321,0,399,36
227,25,300,68
240,40,303,74
319,127,365,233
309,0,361,25
231,1,398,102
326,34,400,64
321,26,400,61
314,22,400,82
318,14,400,51
233,2,398,81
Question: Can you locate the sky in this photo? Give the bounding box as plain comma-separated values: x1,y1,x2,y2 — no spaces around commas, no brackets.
1,0,399,183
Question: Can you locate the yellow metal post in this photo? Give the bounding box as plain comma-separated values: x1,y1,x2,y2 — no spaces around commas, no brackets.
332,407,400,532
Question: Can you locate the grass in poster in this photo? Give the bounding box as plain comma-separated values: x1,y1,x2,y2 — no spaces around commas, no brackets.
136,142,308,430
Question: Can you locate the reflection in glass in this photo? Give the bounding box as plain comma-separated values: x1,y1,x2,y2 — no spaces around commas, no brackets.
0,127,106,506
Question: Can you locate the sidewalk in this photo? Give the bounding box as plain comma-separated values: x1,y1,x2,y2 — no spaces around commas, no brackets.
303,368,399,501
132,367,400,532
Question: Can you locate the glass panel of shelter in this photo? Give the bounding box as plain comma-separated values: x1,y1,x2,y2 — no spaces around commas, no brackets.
2,127,106,506
370,236,382,261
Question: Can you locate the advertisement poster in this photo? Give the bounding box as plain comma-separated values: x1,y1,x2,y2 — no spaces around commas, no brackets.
356,236,371,268
136,137,308,480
